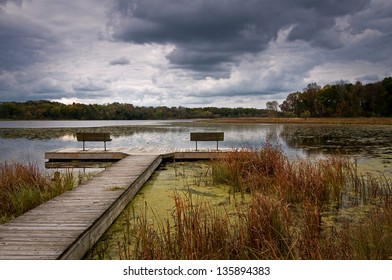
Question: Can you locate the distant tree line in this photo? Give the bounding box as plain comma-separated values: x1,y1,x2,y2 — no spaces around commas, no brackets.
2,77,391,120
280,77,392,117
0,101,268,120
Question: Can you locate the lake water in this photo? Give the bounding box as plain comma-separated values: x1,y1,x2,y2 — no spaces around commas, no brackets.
0,120,391,176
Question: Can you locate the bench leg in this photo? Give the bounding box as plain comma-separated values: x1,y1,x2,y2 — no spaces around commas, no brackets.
104,141,106,151
82,141,85,151
216,141,219,151
195,141,198,151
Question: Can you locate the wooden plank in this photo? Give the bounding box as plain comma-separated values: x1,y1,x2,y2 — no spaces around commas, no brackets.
58,155,162,260
0,147,238,260
190,132,224,141
44,147,235,162
0,152,162,260
45,152,127,160
76,132,111,142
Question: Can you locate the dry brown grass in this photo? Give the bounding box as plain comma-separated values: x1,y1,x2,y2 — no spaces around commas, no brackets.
196,117,392,125
0,161,75,223
109,144,392,260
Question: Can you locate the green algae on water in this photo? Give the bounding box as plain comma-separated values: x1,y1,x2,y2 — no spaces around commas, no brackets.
85,160,245,259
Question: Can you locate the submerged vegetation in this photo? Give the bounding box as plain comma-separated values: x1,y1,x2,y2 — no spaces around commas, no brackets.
89,144,392,260
2,144,390,259
210,145,392,259
0,162,77,223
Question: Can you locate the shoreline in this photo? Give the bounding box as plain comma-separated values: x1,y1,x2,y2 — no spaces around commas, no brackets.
194,117,392,125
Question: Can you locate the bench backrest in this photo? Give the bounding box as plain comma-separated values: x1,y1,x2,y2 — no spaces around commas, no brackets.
76,132,111,141
190,132,224,141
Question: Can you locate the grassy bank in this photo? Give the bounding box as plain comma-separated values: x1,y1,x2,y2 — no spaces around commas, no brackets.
196,117,392,125
0,161,76,223
107,144,392,260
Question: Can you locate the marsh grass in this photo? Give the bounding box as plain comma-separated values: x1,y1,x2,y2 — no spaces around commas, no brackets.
199,117,392,125
90,144,392,260
126,192,247,259
0,161,76,223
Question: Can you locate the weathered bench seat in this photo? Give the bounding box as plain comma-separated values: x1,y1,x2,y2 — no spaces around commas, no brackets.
76,132,112,151
190,132,224,151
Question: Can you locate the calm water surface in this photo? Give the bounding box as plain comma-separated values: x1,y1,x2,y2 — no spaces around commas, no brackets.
0,120,391,176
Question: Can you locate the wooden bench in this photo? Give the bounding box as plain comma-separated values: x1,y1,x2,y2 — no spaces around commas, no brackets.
190,132,224,151
76,132,112,151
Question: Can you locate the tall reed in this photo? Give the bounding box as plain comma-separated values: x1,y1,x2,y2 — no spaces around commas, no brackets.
99,144,392,260
0,161,75,223
131,192,238,259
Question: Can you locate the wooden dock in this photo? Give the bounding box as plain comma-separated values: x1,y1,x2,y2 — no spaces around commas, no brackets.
44,147,230,161
0,147,229,260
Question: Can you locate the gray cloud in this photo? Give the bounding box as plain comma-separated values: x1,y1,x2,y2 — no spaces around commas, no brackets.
110,57,130,65
72,80,107,92
0,14,58,71
0,0,22,10
0,0,391,108
356,74,381,84
108,0,373,78
33,78,65,94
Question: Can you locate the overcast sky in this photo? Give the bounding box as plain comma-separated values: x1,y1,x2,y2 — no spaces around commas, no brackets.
0,0,391,108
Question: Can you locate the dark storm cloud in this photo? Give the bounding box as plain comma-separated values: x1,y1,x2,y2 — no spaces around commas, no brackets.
286,0,370,45
0,0,390,107
166,48,235,78
108,0,372,78
0,13,58,71
341,0,392,63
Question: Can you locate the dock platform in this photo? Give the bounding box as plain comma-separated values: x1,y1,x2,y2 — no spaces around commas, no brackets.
44,147,230,161
0,147,230,259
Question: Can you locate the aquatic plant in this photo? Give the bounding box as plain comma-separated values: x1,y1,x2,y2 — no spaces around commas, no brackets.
88,144,392,260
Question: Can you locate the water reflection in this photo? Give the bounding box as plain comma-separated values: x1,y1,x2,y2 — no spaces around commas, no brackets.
280,124,392,158
0,120,391,176
280,124,392,177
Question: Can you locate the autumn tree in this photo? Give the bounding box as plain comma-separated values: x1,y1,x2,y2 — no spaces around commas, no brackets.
279,77,392,117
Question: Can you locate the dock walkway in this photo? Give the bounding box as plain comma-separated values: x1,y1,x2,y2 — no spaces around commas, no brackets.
0,148,229,259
